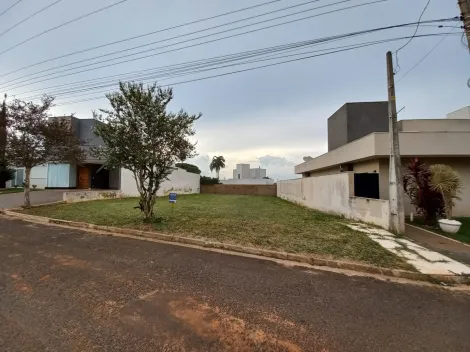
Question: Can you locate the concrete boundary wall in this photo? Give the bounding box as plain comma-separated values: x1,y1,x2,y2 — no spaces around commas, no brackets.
277,173,390,229
63,191,122,203
201,184,276,196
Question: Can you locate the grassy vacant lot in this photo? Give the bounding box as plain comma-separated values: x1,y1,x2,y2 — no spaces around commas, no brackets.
408,217,470,244
20,194,412,269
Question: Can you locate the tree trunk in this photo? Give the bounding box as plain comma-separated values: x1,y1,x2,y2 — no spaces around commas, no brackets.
141,193,155,221
216,170,220,179
24,167,31,208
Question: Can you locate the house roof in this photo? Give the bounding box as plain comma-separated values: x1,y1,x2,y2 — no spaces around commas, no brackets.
296,119,470,174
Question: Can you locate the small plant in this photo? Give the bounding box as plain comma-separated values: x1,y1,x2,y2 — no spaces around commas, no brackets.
14,184,18,188
32,185,37,189
429,164,463,219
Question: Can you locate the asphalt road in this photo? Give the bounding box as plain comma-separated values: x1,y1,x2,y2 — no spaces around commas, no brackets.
0,217,469,352
0,190,64,209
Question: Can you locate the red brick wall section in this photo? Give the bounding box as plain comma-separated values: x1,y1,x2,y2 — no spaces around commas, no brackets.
200,184,277,196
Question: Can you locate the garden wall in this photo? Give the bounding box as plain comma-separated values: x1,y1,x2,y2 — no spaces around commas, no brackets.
277,172,390,229
201,184,277,196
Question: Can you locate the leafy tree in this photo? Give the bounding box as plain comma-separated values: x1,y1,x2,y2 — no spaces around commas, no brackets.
403,158,443,223
6,96,86,207
209,156,225,179
92,82,201,220
175,162,201,175
200,176,220,185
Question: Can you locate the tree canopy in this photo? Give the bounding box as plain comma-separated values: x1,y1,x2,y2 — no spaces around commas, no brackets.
93,82,201,220
175,162,201,175
6,96,86,206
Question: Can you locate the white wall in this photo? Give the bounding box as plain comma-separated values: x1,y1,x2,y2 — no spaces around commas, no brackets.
221,178,274,185
120,167,200,197
447,106,470,119
277,173,390,229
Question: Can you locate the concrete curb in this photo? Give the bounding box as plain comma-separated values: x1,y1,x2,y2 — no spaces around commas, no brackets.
2,210,469,285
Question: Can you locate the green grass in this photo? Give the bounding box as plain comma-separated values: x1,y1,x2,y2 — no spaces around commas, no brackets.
19,194,412,269
0,188,24,194
407,217,470,244
0,188,43,195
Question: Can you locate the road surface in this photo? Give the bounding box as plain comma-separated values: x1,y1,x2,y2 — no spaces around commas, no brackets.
0,217,469,352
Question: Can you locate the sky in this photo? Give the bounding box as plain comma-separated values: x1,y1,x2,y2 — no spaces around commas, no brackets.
1,0,469,180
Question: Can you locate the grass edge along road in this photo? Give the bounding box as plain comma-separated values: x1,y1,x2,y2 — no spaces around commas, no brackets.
19,194,413,270
407,217,470,244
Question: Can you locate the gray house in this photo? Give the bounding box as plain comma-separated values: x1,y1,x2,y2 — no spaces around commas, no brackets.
7,116,119,189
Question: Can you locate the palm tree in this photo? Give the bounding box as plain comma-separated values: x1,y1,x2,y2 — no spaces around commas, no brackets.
210,156,225,179
429,164,463,219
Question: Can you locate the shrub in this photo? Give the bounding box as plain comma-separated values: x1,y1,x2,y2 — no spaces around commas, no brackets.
32,184,37,189
403,158,444,222
200,176,220,185
0,161,15,186
429,164,463,219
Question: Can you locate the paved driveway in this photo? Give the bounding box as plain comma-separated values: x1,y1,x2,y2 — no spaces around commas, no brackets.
0,217,469,352
0,190,64,209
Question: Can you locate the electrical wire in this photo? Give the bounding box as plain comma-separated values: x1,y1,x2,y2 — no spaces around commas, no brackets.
17,22,455,100
0,0,286,79
396,24,459,83
0,0,24,19
46,33,456,106
0,0,353,88
0,0,63,39
393,0,431,74
0,0,328,87
0,0,129,57
1,1,421,91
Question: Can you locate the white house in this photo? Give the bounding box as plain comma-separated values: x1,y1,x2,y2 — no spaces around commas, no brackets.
221,163,274,185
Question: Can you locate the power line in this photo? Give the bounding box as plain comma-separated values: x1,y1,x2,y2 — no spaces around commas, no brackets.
0,0,129,57
393,0,431,74
0,0,63,39
396,24,458,83
1,1,410,90
0,0,24,19
50,33,457,107
16,17,457,99
0,0,349,88
0,0,285,79
18,22,455,100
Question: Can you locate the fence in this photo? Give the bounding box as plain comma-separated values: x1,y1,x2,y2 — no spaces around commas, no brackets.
201,184,277,196
277,172,389,229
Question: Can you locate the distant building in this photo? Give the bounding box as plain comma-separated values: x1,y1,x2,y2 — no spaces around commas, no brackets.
221,163,274,185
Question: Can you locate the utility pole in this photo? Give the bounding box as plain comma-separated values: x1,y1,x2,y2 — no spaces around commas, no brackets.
0,94,7,188
386,51,405,234
458,0,470,51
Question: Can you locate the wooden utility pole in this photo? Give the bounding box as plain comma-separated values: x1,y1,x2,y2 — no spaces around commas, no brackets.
458,0,470,51
386,51,405,234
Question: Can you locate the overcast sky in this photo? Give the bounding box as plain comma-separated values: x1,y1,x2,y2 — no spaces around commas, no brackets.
1,0,469,180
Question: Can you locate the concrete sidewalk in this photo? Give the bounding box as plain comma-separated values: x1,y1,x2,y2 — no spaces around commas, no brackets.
405,224,470,266
347,223,470,276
